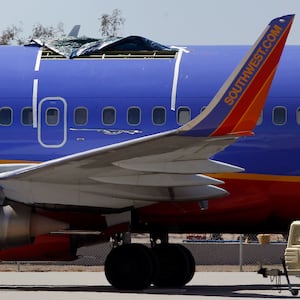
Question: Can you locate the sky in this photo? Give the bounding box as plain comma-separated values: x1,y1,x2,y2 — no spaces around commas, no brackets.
1,0,300,45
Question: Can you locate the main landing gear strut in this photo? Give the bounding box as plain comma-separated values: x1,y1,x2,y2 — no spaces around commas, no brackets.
104,234,196,290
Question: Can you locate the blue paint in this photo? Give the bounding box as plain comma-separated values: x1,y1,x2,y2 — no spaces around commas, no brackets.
0,39,298,177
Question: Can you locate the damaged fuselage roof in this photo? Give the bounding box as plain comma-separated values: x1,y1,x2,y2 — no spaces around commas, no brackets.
27,35,178,60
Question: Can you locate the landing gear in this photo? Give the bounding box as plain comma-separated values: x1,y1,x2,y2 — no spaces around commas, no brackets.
152,243,195,288
104,237,195,290
105,243,155,290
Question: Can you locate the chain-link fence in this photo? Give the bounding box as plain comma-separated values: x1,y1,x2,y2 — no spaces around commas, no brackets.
67,233,288,268
0,233,287,270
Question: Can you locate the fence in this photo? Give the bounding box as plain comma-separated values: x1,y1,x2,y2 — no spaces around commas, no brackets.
0,234,287,270
73,234,287,268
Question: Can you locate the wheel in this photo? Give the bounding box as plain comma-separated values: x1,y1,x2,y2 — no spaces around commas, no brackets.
104,243,155,290
152,243,195,288
291,289,299,296
179,244,196,284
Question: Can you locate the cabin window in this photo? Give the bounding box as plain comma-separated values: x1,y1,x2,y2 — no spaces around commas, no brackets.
74,107,88,125
273,106,287,125
102,107,116,125
127,107,141,125
177,107,191,125
200,106,207,113
153,107,166,125
46,108,59,126
22,107,33,125
0,107,12,125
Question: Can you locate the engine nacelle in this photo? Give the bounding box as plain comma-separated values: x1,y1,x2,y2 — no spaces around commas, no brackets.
0,203,68,249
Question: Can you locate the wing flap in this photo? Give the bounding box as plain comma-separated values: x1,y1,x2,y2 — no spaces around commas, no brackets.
90,174,224,187
113,159,243,174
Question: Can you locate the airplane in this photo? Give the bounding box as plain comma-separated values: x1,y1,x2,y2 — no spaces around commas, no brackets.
0,14,295,290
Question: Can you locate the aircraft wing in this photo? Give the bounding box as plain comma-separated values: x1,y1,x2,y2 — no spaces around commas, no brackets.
0,130,239,207
0,15,294,210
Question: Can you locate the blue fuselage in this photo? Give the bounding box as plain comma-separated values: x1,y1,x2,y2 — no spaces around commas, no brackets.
0,44,299,176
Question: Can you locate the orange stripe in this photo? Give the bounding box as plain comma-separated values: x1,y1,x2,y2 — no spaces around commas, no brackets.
206,173,300,183
0,160,39,164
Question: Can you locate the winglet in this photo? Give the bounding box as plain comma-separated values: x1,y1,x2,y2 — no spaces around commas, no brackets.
179,15,295,137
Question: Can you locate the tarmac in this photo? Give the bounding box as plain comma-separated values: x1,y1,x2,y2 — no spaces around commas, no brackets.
0,271,299,299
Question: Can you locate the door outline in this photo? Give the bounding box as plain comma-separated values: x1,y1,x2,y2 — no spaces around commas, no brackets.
38,97,67,148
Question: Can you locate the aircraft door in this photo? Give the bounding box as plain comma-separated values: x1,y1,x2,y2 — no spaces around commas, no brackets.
38,97,67,148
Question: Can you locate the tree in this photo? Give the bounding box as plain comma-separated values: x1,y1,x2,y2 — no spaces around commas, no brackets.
0,25,23,45
0,23,65,45
100,9,125,38
31,22,65,41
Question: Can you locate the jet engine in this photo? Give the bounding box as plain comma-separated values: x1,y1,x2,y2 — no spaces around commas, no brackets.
0,203,68,248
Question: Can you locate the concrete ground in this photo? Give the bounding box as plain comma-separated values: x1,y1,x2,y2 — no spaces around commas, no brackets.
0,271,298,299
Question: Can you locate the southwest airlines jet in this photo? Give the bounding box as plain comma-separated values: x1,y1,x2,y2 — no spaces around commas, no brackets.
0,15,295,289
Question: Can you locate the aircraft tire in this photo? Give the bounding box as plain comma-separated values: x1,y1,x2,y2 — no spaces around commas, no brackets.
104,243,155,290
152,243,195,288
180,244,196,283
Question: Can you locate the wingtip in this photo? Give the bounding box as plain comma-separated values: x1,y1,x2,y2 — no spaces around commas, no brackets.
272,14,295,24
179,14,294,137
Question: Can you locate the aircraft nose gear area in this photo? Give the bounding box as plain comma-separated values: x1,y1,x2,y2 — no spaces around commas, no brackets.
104,243,195,290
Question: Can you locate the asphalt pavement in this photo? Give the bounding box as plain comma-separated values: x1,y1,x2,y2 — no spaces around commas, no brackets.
0,271,298,299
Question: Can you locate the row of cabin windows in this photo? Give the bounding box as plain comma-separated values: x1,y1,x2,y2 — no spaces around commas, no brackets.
99,107,190,126
0,106,192,126
0,105,293,127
